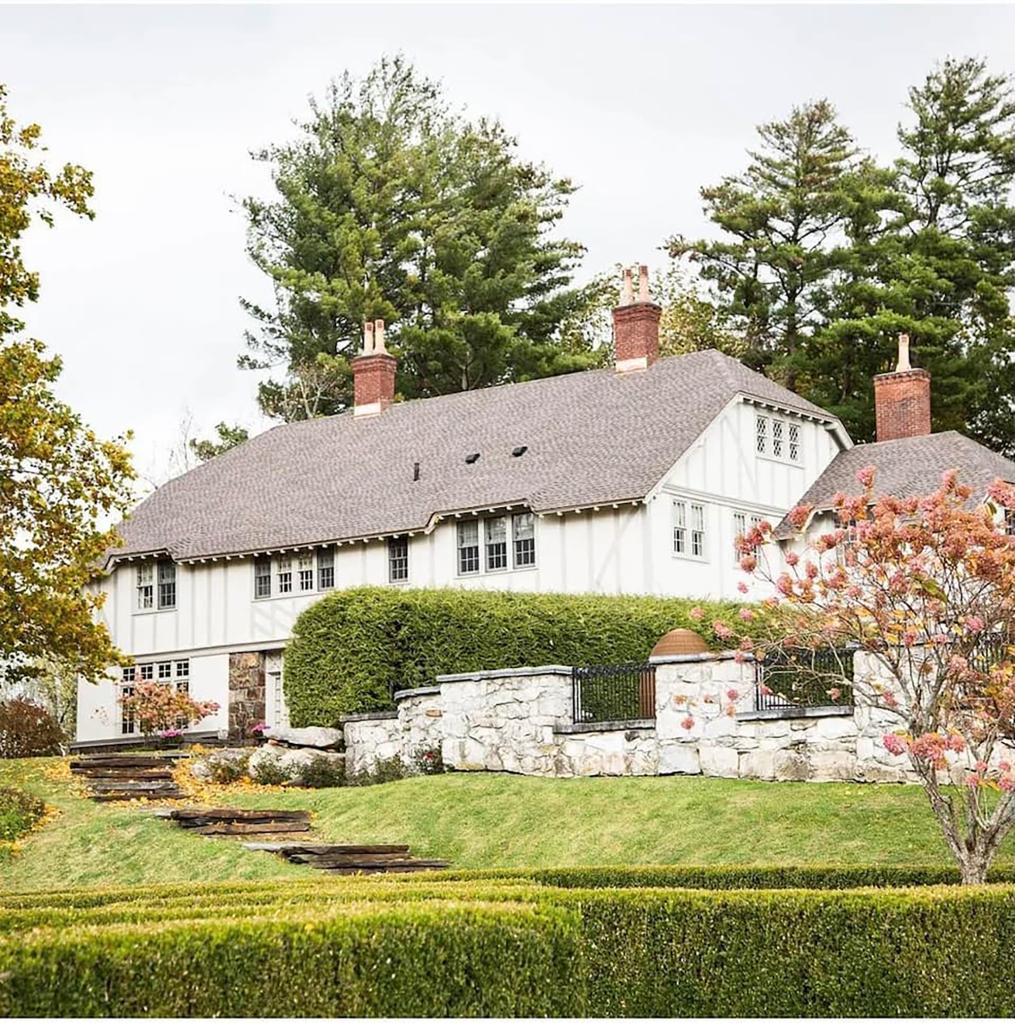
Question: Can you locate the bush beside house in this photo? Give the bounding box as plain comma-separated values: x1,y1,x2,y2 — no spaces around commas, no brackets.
283,586,753,725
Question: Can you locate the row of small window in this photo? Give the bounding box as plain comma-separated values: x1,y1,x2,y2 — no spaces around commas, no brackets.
119,659,189,734
136,561,176,611
756,414,801,463
253,539,410,598
672,499,763,565
456,513,536,575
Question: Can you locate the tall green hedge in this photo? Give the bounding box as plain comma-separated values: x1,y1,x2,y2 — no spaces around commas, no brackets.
4,878,1015,1016
284,586,750,725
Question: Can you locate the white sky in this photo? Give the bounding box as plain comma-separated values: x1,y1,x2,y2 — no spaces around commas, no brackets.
7,2,1015,486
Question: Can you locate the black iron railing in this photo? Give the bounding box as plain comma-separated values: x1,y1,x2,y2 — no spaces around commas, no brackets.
572,663,656,725
755,647,854,711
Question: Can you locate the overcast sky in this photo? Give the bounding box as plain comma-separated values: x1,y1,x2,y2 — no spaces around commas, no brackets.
7,3,1015,486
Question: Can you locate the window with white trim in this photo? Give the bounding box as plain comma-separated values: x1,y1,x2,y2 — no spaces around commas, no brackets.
388,536,409,582
254,550,336,600
157,560,176,609
673,500,708,560
756,412,802,464
120,658,190,734
457,521,480,575
297,554,314,592
318,548,334,590
1004,507,1015,537
485,517,508,571
733,510,764,565
457,514,536,576
254,556,272,599
512,513,536,568
277,556,293,594
135,563,153,610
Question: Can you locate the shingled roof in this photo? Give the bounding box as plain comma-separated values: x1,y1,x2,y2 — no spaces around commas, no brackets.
773,430,1015,539
110,349,839,565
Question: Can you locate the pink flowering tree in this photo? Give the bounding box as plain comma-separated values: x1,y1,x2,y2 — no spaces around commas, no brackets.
729,467,1015,884
119,680,219,740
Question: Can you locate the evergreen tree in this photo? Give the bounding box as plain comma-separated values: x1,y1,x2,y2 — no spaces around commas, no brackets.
668,101,862,388
241,56,592,420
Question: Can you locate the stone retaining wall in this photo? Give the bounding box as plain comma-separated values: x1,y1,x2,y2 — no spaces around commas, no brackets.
339,651,916,783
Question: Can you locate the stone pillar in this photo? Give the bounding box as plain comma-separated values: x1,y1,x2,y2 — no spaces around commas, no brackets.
228,651,265,740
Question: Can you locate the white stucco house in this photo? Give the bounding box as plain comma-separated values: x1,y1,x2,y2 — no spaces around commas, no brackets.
74,266,1015,745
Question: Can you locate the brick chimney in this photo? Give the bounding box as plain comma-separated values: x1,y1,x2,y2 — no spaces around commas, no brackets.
612,264,661,372
351,319,396,417
874,334,932,442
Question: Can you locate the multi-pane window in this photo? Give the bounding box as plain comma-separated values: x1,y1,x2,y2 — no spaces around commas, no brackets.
157,561,176,609
121,658,190,733
756,412,802,464
733,511,763,565
457,521,480,575
673,500,707,559
1005,508,1015,537
485,517,508,571
297,554,314,592
388,537,409,582
254,556,272,599
136,564,154,610
512,513,536,568
277,556,293,594
691,503,706,558
755,415,768,454
317,548,335,590
673,500,687,554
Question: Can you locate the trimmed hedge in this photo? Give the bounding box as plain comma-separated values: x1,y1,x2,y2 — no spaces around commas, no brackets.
284,586,753,724
4,878,1015,1016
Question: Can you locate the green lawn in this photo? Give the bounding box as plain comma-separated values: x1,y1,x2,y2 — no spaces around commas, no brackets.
0,757,1008,891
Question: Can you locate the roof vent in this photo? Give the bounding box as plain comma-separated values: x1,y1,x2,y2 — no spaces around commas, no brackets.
512,445,528,457
465,452,480,465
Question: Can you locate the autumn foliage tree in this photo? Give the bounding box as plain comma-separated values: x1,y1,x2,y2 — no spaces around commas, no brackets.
0,83,135,688
118,681,219,739
729,467,1015,884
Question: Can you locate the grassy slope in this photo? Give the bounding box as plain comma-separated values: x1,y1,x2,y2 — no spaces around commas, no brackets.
1,757,1010,892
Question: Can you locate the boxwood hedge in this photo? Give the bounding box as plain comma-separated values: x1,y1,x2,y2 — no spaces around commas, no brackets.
284,586,752,724
3,877,1015,1016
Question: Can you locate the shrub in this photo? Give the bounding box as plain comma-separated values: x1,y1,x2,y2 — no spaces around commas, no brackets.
118,681,218,738
249,758,294,786
298,755,346,789
4,878,1015,1016
0,699,65,758
410,744,445,775
0,787,45,843
203,751,251,785
284,586,754,724
348,755,407,787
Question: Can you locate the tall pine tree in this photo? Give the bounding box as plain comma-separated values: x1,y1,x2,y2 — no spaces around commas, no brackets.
241,56,592,420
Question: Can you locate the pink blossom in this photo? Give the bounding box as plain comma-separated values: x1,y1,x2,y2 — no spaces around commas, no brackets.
787,504,812,529
738,607,755,623
680,715,695,731
966,616,985,633
737,581,749,594
827,687,842,702
739,555,758,573
785,551,799,567
726,688,739,702
688,606,704,622
882,733,908,756
713,620,734,641
856,465,876,488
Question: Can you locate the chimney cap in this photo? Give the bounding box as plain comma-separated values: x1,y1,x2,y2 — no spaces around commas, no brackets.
895,332,911,373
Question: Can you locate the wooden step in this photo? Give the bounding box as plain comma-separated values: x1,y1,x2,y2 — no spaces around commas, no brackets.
90,790,185,802
71,756,174,769
75,770,175,781
87,780,182,792
170,808,310,822
314,860,449,874
190,821,313,836
278,843,410,857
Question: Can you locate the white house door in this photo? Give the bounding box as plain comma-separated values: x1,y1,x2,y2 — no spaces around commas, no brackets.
265,652,289,730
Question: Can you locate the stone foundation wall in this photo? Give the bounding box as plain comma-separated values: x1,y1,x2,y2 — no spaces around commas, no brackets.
339,652,919,783
227,652,265,740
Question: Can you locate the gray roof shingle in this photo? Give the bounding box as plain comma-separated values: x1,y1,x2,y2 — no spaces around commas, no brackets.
111,349,837,564
772,430,1015,538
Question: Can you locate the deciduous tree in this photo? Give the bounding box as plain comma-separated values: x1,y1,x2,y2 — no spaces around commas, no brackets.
0,83,134,687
